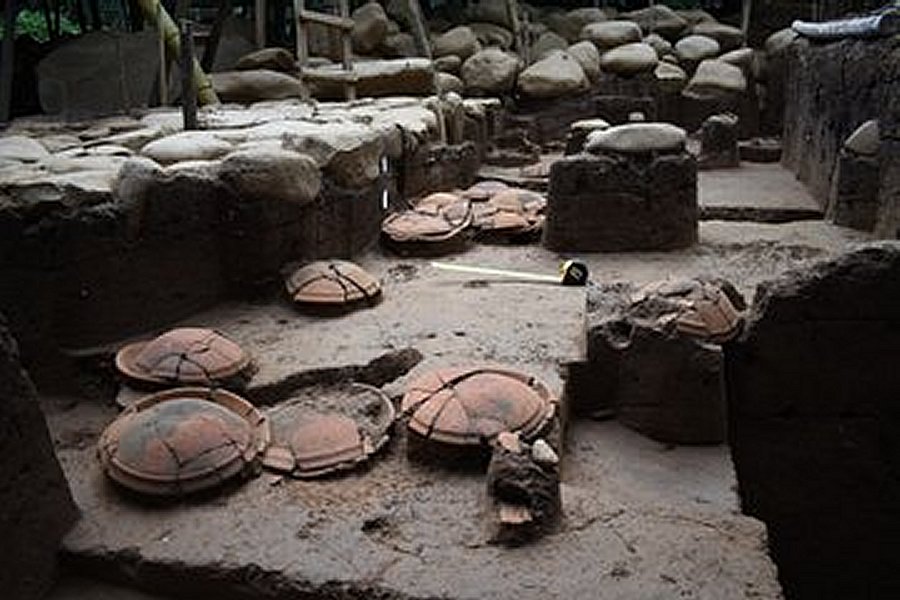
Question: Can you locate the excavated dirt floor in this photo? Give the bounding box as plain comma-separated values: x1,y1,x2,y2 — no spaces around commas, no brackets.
43,163,871,599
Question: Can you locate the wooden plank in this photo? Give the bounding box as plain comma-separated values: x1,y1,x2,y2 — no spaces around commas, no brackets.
338,0,355,100
254,0,266,48
302,69,359,83
293,0,308,66
297,9,354,30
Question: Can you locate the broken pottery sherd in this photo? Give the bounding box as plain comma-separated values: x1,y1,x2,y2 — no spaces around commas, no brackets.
262,382,395,478
471,187,547,242
97,387,270,497
381,192,472,256
115,328,253,388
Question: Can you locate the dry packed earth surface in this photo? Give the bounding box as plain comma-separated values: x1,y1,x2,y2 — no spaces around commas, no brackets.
43,165,869,598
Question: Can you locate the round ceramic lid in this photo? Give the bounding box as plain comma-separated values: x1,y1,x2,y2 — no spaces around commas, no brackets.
97,387,270,496
285,260,381,305
115,328,251,386
472,188,546,234
401,367,554,446
381,196,471,243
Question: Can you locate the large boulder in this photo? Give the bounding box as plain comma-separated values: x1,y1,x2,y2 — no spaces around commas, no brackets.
0,317,79,600
691,22,744,53
622,5,688,40
517,51,588,99
532,31,569,60
599,42,658,76
37,29,159,116
580,20,642,50
235,47,296,72
210,69,306,103
461,47,520,96
567,40,601,81
433,26,482,61
218,148,321,205
140,132,234,165
675,35,721,63
352,2,391,54
683,59,747,98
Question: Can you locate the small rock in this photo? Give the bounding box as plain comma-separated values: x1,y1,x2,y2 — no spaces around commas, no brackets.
517,51,588,99
461,47,520,95
691,22,744,53
531,439,559,466
0,135,51,162
719,47,754,69
684,59,746,98
436,72,464,95
235,47,296,72
600,42,658,75
469,22,514,49
379,32,418,57
496,431,522,453
210,69,306,103
433,26,481,61
675,34,721,63
654,61,688,93
765,27,799,55
140,131,233,165
532,31,569,60
580,20,642,50
434,54,462,74
843,120,879,156
622,5,687,40
352,2,390,54
567,40,601,81
644,33,673,57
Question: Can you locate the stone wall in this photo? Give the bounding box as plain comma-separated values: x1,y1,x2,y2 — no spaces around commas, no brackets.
725,243,900,600
0,315,79,600
781,35,899,237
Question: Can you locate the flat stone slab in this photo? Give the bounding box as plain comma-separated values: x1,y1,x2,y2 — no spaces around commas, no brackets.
699,163,823,222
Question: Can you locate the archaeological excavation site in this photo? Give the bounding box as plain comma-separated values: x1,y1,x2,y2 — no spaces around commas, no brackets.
1,0,898,598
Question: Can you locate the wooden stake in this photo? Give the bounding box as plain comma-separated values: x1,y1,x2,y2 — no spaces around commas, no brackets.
158,3,168,105
180,19,198,130
1,0,16,125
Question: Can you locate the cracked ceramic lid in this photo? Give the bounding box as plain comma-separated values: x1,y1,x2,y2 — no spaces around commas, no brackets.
285,260,381,306
97,387,270,496
381,192,472,244
262,383,395,478
472,188,546,237
401,367,555,446
115,328,251,386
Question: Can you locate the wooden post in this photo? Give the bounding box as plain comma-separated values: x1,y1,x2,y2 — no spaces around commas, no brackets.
1,0,16,125
293,0,307,67
158,3,168,105
201,0,232,72
254,0,265,48
338,0,355,100
741,0,752,39
180,19,198,129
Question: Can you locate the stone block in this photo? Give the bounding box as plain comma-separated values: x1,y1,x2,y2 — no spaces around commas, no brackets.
544,152,697,252
828,151,880,231
699,113,740,170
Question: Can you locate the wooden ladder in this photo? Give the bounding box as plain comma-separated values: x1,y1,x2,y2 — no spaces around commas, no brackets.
293,0,357,100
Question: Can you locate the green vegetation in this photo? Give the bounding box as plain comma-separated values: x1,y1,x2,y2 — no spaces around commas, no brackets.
0,8,82,42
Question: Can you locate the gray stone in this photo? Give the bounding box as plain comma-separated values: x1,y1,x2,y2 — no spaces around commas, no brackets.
564,118,610,155
308,58,433,98
566,40,601,81
235,47,296,72
219,148,321,205
210,70,306,103
352,2,390,54
433,26,482,61
691,22,744,53
517,52,588,99
37,30,159,116
437,72,464,95
580,20,642,50
140,132,234,165
843,119,879,156
599,42,659,76
379,32,418,58
530,439,559,466
466,0,513,29
0,136,51,162
622,5,688,40
548,8,608,43
279,122,384,189
764,27,799,56
434,54,462,74
684,59,746,98
544,151,697,252
829,145,881,231
719,47,754,69
532,31,569,60
654,61,688,93
468,22,514,49
0,317,79,600
585,122,687,154
461,47,520,96
644,33,673,58
675,35,721,63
